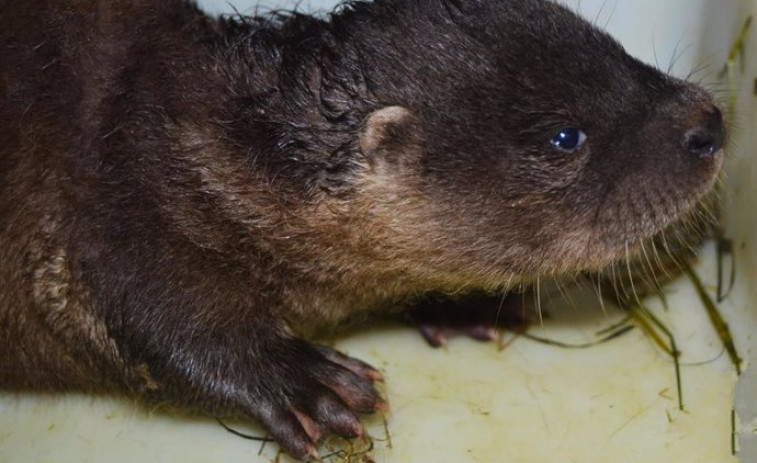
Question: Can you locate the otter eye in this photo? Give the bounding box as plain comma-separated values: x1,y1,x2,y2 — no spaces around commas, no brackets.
551,128,587,152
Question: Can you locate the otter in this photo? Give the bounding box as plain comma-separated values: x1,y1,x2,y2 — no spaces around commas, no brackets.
0,0,724,460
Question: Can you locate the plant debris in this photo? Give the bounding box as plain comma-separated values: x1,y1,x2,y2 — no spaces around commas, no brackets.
522,324,635,349
721,16,753,115
683,261,743,375
628,302,684,411
716,236,737,303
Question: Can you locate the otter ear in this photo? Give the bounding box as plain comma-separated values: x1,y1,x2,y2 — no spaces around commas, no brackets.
359,106,420,163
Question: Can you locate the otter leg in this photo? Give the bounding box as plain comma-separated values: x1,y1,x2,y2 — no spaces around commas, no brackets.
141,321,385,460
409,293,528,347
73,241,384,461
120,312,384,461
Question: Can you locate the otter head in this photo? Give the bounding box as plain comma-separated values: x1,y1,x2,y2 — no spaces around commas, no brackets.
326,0,725,287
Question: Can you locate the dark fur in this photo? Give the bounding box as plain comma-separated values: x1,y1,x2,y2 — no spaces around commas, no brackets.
0,0,724,459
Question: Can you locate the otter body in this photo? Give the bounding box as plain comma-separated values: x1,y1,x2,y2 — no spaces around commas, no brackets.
0,0,724,459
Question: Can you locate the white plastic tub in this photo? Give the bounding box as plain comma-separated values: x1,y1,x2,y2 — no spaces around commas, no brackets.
1,1,755,462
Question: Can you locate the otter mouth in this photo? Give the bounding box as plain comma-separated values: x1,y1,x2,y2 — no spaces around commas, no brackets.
587,180,720,274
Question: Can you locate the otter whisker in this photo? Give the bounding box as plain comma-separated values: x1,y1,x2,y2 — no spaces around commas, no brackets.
609,260,629,305
624,241,643,307
638,240,663,294
534,276,544,329
595,271,608,316
600,0,619,30
649,237,668,278
667,35,692,76
554,275,581,315
493,287,508,336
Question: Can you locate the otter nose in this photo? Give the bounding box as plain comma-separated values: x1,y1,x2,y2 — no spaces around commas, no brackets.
685,107,725,158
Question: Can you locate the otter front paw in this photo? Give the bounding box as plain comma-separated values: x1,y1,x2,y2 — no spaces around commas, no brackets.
248,341,385,461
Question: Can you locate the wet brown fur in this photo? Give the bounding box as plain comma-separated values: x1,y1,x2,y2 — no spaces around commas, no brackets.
0,0,724,459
